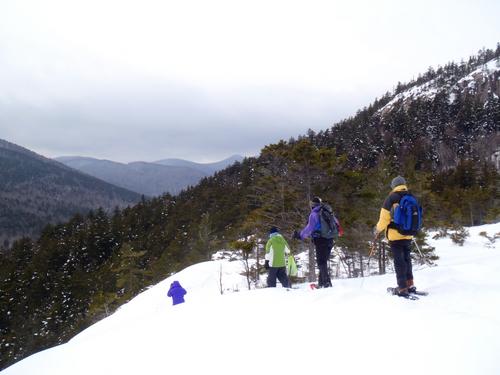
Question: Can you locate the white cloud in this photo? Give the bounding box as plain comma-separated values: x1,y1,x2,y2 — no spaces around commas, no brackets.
0,0,499,161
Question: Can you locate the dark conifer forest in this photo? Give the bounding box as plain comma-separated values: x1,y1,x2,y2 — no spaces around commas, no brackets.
0,139,142,247
1,46,499,370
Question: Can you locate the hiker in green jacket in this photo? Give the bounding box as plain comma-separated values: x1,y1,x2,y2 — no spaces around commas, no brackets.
264,226,291,288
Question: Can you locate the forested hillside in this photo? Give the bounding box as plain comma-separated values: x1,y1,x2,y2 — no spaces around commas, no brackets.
54,155,244,196
1,47,499,370
0,140,142,246
55,156,208,196
313,47,500,171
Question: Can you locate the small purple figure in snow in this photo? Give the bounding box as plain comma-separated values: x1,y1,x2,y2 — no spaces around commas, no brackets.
167,280,187,305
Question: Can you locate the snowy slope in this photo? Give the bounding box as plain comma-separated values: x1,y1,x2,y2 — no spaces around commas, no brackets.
379,57,500,115
3,224,500,375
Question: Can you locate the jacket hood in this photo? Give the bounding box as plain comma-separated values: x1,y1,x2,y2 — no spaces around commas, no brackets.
171,281,181,288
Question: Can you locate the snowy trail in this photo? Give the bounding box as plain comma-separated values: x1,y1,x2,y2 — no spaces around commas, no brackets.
3,223,500,375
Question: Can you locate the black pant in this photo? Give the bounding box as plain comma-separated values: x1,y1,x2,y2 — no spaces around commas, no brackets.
267,267,290,288
313,237,333,287
390,240,413,289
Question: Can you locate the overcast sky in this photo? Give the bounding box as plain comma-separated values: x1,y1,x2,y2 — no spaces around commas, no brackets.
1,0,499,163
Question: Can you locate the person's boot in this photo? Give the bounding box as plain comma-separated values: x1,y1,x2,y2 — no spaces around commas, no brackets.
407,279,416,293
318,271,325,288
395,287,409,296
324,278,332,288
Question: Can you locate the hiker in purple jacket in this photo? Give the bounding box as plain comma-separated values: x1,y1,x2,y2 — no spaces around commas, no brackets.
299,203,321,240
167,280,187,305
294,196,334,288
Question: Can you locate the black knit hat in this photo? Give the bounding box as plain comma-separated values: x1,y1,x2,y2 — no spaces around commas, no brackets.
311,196,322,206
269,226,279,234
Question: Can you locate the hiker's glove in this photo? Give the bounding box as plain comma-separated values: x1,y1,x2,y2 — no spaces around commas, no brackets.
264,260,270,270
293,230,301,240
372,226,379,237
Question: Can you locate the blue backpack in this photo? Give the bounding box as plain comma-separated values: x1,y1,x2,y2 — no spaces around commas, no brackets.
392,193,423,235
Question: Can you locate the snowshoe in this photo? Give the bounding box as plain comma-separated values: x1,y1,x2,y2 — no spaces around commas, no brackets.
387,287,419,300
408,286,429,296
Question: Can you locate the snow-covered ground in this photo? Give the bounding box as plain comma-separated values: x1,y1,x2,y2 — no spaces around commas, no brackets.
3,223,500,375
378,57,500,114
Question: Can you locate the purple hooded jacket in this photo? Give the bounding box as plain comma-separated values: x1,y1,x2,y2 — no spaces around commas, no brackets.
167,281,187,305
300,205,321,240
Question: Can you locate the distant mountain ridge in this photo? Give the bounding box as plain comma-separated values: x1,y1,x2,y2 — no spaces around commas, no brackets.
154,155,244,174
0,139,50,161
55,155,244,196
0,139,142,246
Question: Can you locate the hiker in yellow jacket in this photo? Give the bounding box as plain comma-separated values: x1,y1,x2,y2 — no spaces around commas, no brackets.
374,176,416,297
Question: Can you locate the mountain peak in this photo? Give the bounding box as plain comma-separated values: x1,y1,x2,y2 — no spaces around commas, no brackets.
379,56,500,116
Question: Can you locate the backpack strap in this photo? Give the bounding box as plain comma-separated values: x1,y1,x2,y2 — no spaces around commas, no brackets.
387,191,406,230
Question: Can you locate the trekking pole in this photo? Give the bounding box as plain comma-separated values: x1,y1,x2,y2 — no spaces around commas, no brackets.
412,238,431,266
360,236,377,288
366,232,380,275
368,239,377,258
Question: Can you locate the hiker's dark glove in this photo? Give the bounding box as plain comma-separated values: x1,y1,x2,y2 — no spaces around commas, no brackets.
293,230,301,240
264,260,270,270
